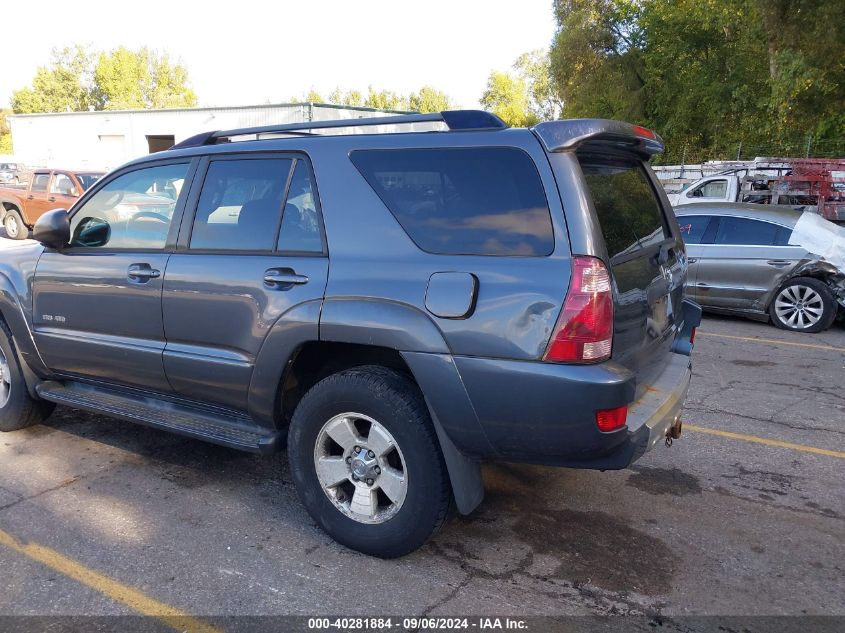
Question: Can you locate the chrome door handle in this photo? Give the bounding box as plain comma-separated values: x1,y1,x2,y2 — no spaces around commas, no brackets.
127,264,161,281
48,196,56,202
687,258,698,264
264,269,309,287
767,260,790,267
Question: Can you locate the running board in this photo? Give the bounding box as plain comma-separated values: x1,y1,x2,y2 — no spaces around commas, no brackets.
36,381,284,454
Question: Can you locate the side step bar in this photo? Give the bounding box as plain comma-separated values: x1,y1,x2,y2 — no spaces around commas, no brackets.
36,381,284,454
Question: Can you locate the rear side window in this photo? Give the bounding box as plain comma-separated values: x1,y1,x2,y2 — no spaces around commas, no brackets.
350,148,554,256
579,158,668,259
190,158,292,251
714,217,787,246
677,215,711,244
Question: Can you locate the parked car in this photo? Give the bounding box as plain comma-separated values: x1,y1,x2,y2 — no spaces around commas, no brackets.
0,112,699,557
0,168,104,239
0,162,27,186
675,202,845,332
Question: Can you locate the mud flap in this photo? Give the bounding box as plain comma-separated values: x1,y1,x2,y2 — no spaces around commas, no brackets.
428,406,484,515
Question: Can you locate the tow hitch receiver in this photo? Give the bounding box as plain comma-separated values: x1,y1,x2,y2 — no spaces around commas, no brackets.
665,416,683,447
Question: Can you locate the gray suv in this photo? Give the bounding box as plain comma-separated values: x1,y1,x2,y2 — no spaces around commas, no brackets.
0,111,699,557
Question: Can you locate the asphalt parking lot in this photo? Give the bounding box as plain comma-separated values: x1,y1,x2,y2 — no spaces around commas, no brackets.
0,235,843,629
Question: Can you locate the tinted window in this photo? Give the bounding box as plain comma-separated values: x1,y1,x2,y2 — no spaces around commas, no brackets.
69,163,188,249
277,161,323,253
351,148,554,256
677,215,711,244
31,173,50,192
714,217,784,246
190,159,292,251
579,158,668,259
690,179,728,198
775,226,792,246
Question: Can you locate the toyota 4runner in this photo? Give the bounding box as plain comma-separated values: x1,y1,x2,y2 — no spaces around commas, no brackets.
0,111,699,557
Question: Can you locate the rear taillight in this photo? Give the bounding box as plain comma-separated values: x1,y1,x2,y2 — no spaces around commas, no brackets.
690,327,697,345
596,405,628,432
544,256,613,363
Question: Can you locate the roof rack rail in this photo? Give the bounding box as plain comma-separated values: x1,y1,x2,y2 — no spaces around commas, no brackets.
172,110,507,149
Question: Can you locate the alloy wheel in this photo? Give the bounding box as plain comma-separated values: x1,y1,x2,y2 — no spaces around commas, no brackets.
313,412,408,524
774,285,824,329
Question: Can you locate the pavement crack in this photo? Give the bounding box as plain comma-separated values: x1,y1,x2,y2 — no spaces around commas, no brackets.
0,475,83,513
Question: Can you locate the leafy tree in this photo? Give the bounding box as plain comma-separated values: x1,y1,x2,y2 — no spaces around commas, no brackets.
480,71,537,127
409,86,452,113
11,46,95,113
514,50,563,121
11,45,197,114
93,47,197,110
364,87,409,111
327,88,364,107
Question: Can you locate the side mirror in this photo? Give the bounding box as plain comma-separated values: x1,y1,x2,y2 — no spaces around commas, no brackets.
32,209,70,249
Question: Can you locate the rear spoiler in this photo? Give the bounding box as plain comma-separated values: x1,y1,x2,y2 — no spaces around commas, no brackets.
532,119,664,159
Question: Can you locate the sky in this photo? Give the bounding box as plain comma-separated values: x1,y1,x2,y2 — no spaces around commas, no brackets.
2,0,557,110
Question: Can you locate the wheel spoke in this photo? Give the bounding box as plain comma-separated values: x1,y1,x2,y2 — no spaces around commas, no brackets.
316,456,350,488
787,310,799,326
377,467,406,504
804,305,822,316
367,423,394,457
350,485,378,518
325,417,361,451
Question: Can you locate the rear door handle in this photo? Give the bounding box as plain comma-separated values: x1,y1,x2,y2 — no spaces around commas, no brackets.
687,258,698,264
127,263,161,282
48,196,56,202
767,260,790,267
27,195,34,200
264,268,309,287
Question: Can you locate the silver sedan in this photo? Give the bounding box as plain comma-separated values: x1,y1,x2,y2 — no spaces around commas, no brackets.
675,203,845,332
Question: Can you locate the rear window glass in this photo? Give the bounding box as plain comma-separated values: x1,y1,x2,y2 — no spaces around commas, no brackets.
579,158,668,259
714,217,790,246
350,148,554,256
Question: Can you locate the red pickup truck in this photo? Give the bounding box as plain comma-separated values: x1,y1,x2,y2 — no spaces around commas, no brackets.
0,168,104,239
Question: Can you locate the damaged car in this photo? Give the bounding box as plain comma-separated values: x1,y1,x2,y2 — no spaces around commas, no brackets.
676,203,845,332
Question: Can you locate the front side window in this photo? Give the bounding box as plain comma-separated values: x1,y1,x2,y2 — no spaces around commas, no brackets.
690,179,728,199
714,217,783,246
50,173,77,196
190,158,293,251
677,215,712,244
76,173,104,192
31,173,50,192
580,158,668,259
69,163,189,249
351,147,554,256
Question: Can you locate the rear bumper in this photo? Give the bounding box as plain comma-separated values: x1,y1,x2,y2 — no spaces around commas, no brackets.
450,299,701,468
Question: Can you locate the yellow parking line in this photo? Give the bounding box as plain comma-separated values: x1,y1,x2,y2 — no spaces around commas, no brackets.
696,331,844,352
684,423,845,459
0,528,221,633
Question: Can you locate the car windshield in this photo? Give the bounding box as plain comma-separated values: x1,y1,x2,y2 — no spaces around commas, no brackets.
76,173,104,192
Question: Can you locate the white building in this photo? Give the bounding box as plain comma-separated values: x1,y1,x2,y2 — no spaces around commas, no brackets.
8,103,408,171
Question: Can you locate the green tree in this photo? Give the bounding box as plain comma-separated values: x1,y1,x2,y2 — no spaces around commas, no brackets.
93,47,197,110
514,50,563,121
363,87,409,111
408,86,452,113
11,46,95,113
480,71,537,127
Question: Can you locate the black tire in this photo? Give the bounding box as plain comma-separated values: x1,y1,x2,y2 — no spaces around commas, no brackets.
288,366,451,558
3,209,27,240
769,277,837,333
0,320,54,432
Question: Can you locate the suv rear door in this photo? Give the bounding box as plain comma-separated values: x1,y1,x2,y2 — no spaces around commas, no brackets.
577,153,686,392
162,153,328,412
